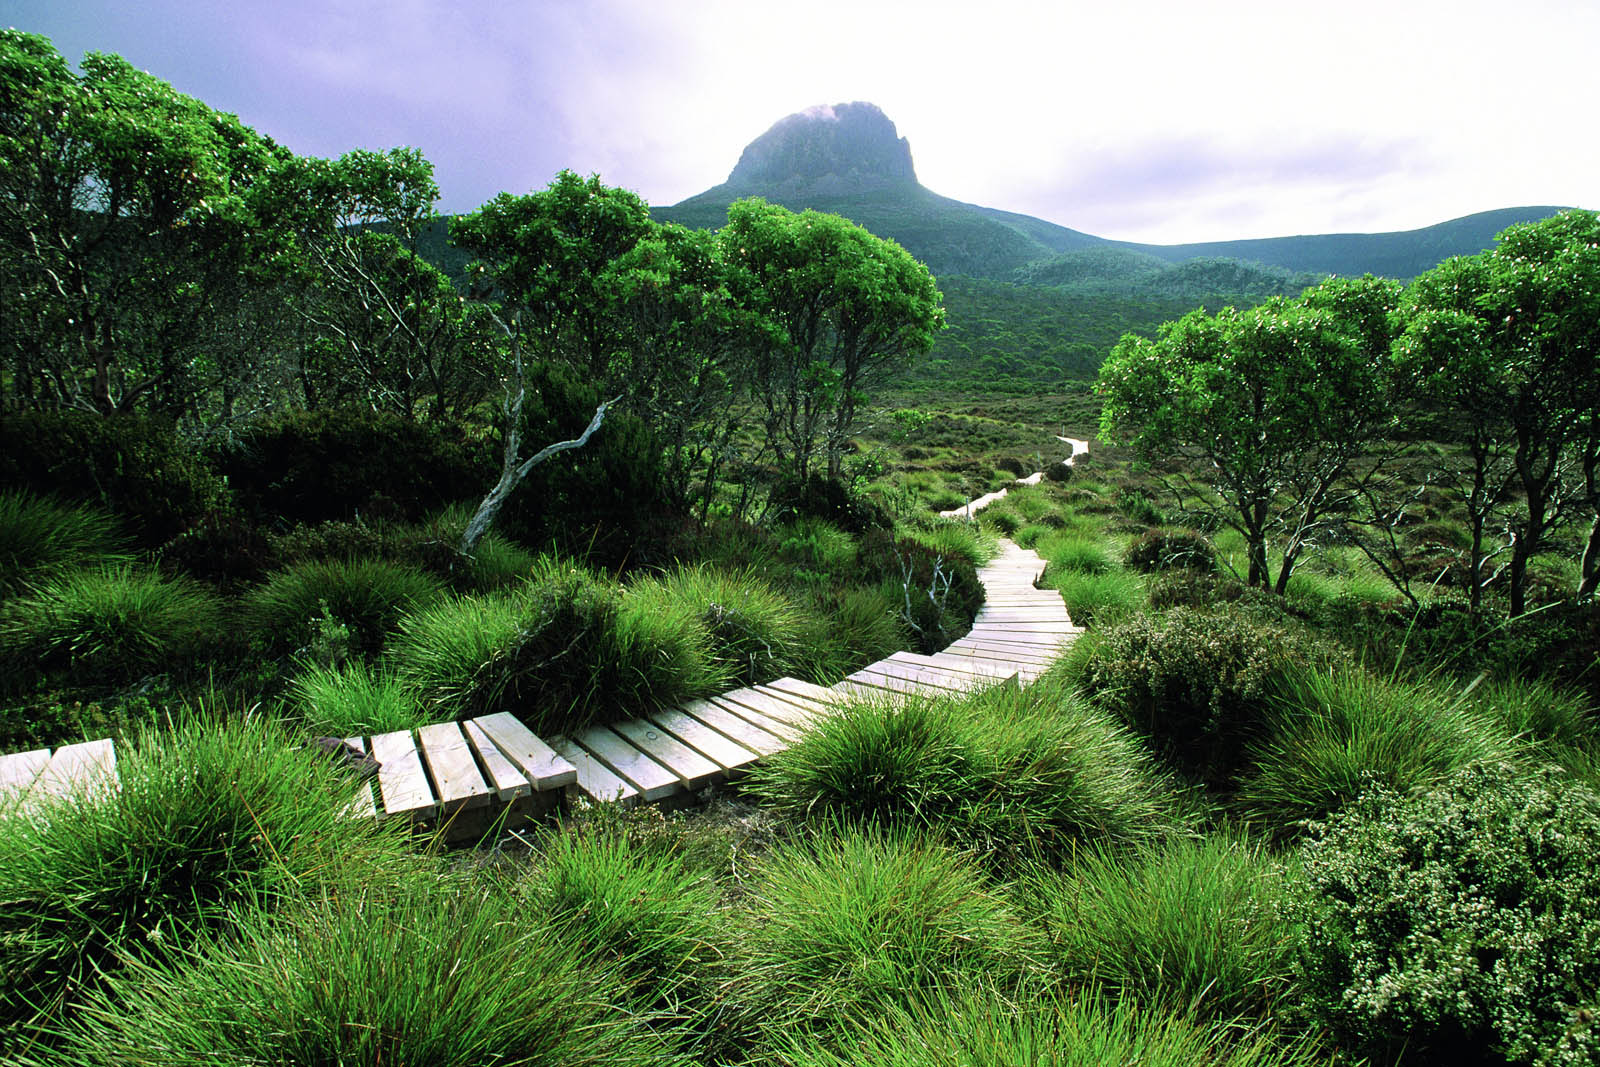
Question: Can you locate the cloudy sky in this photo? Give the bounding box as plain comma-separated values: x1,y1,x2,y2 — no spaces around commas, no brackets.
11,0,1596,244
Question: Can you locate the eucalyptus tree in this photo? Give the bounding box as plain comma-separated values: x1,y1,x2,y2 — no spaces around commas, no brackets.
1397,209,1600,613
1097,276,1402,594
0,30,291,418
719,198,945,481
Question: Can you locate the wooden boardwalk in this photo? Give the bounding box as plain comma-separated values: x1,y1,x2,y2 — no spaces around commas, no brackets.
0,539,1078,833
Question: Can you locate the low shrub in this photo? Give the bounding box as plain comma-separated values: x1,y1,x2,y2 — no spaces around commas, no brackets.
1237,665,1521,835
800,586,907,682
856,532,983,655
1124,528,1218,573
155,510,277,591
1043,459,1074,483
1114,487,1165,527
62,874,679,1067
245,558,446,661
1080,608,1319,785
1023,836,1295,1022
749,680,1187,863
287,661,429,736
905,521,995,570
0,712,412,1041
732,829,1043,1039
0,566,222,685
768,474,891,534
1287,763,1600,1066
0,491,130,599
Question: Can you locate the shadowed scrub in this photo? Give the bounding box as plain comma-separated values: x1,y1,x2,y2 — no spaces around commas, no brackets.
0,711,417,1048
244,557,446,660
0,491,130,599
58,873,685,1067
748,677,1188,863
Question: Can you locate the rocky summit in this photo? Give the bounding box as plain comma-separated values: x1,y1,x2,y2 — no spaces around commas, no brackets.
725,102,917,197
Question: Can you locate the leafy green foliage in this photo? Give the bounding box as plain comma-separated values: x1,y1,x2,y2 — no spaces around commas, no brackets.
1288,763,1600,1066
1125,528,1218,573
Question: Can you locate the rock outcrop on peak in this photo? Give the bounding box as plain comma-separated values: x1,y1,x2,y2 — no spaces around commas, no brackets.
724,102,917,197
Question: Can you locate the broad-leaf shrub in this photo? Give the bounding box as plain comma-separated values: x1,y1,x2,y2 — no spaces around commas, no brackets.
1081,607,1317,784
1124,527,1217,573
1287,763,1600,1066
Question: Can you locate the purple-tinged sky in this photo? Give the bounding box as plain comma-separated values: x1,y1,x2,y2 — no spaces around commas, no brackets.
9,0,1596,244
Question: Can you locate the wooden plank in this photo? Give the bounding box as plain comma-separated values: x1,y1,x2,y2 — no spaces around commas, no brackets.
570,726,681,803
473,712,577,791
945,640,1060,664
751,684,838,719
369,730,436,819
715,687,819,728
340,736,377,819
464,719,534,803
645,706,763,772
612,718,722,788
704,694,803,742
853,661,970,692
35,738,118,803
553,735,639,804
0,748,50,805
677,698,788,756
835,675,929,700
968,621,1082,633
761,676,844,707
417,722,493,812
890,651,1016,680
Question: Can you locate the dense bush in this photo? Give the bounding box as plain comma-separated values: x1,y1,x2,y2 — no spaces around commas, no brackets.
1124,527,1218,573
0,490,130,598
1080,608,1318,785
750,679,1187,863
245,558,446,661
627,565,808,686
0,411,228,548
768,473,892,535
0,566,223,685
855,532,983,654
1287,763,1600,1066
155,510,278,591
211,408,487,528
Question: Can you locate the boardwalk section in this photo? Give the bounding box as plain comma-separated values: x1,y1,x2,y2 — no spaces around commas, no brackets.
2,538,1076,832
552,538,1077,806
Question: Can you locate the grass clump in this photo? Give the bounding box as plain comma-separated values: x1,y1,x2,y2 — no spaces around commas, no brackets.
0,711,411,1042
1287,762,1600,1066
0,565,221,684
627,565,807,686
1236,664,1519,835
1023,835,1296,1022
61,874,682,1067
245,557,445,659
0,491,130,599
287,660,428,736
770,981,1317,1067
732,828,1042,1040
749,679,1187,863
394,556,720,734
1036,531,1117,575
1040,567,1142,627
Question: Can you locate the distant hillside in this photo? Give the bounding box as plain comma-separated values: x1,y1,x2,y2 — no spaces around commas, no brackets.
1015,250,1323,304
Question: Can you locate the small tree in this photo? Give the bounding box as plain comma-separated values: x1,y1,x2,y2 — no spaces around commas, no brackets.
1097,277,1400,593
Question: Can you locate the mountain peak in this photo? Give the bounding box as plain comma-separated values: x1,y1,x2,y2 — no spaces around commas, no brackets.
726,101,917,196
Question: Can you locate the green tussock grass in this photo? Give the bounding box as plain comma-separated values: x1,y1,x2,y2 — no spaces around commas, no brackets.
0,491,131,599
1040,568,1142,627
245,557,445,659
287,660,429,736
626,564,808,686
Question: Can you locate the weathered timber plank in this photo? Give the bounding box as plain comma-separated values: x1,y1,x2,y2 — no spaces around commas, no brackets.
704,695,804,742
761,676,844,707
0,748,50,805
715,687,819,728
612,718,722,789
473,712,577,791
645,707,763,772
677,699,788,756
463,719,534,803
751,684,838,719
571,726,682,803
35,738,118,803
370,730,436,819
417,722,493,812
553,735,639,805
852,661,969,692
340,736,377,819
